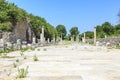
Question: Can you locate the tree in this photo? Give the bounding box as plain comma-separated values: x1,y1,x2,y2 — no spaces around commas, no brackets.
85,31,94,39
115,24,120,36
96,22,115,38
69,26,79,40
56,24,67,39
29,14,57,40
101,22,115,36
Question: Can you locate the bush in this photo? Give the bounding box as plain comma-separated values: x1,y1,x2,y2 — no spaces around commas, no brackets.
17,66,29,78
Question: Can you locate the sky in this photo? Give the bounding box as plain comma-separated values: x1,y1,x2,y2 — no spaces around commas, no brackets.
7,0,120,34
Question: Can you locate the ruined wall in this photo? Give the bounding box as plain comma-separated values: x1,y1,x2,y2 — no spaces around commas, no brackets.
0,19,32,43
86,38,120,46
13,20,28,42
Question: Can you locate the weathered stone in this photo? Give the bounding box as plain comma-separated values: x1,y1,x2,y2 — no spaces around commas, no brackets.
16,39,22,50
32,37,36,44
47,38,50,43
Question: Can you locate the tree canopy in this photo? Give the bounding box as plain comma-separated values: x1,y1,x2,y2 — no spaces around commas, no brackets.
56,24,67,39
0,0,58,40
69,26,79,40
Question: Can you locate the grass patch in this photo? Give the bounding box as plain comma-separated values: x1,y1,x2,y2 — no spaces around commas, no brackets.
33,54,39,61
16,59,19,62
116,45,120,49
0,55,15,58
17,66,29,78
13,62,17,68
20,52,24,56
37,48,40,51
43,48,47,51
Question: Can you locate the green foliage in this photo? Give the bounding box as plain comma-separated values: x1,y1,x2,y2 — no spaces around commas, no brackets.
17,66,29,78
0,0,58,40
96,22,116,38
37,48,40,51
20,52,24,56
56,24,67,39
0,55,15,58
29,14,58,40
0,1,28,31
84,31,94,39
13,62,17,68
70,27,79,36
69,27,79,40
20,47,30,52
33,54,39,61
43,48,47,51
16,59,19,62
116,45,120,49
24,56,27,60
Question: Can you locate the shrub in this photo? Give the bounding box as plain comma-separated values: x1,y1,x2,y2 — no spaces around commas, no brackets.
17,66,29,78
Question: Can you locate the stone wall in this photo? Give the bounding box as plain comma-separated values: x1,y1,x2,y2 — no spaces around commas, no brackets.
13,20,31,41
86,38,120,46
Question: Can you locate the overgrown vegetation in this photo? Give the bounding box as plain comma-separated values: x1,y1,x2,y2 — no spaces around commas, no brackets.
13,62,17,68
16,59,19,62
0,0,58,41
116,45,120,49
33,54,39,61
43,48,47,51
17,66,29,78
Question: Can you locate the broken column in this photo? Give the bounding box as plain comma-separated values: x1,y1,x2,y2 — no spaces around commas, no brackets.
17,39,22,49
40,26,45,43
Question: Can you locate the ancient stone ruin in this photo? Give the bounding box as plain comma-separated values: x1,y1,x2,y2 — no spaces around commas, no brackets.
0,19,33,50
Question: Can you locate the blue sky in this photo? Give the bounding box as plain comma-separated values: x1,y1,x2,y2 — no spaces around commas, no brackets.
7,0,120,34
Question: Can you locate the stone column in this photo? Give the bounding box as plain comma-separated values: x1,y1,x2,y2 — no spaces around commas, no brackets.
94,27,96,45
17,39,22,49
42,26,44,38
40,26,45,43
47,38,50,43
32,37,36,44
